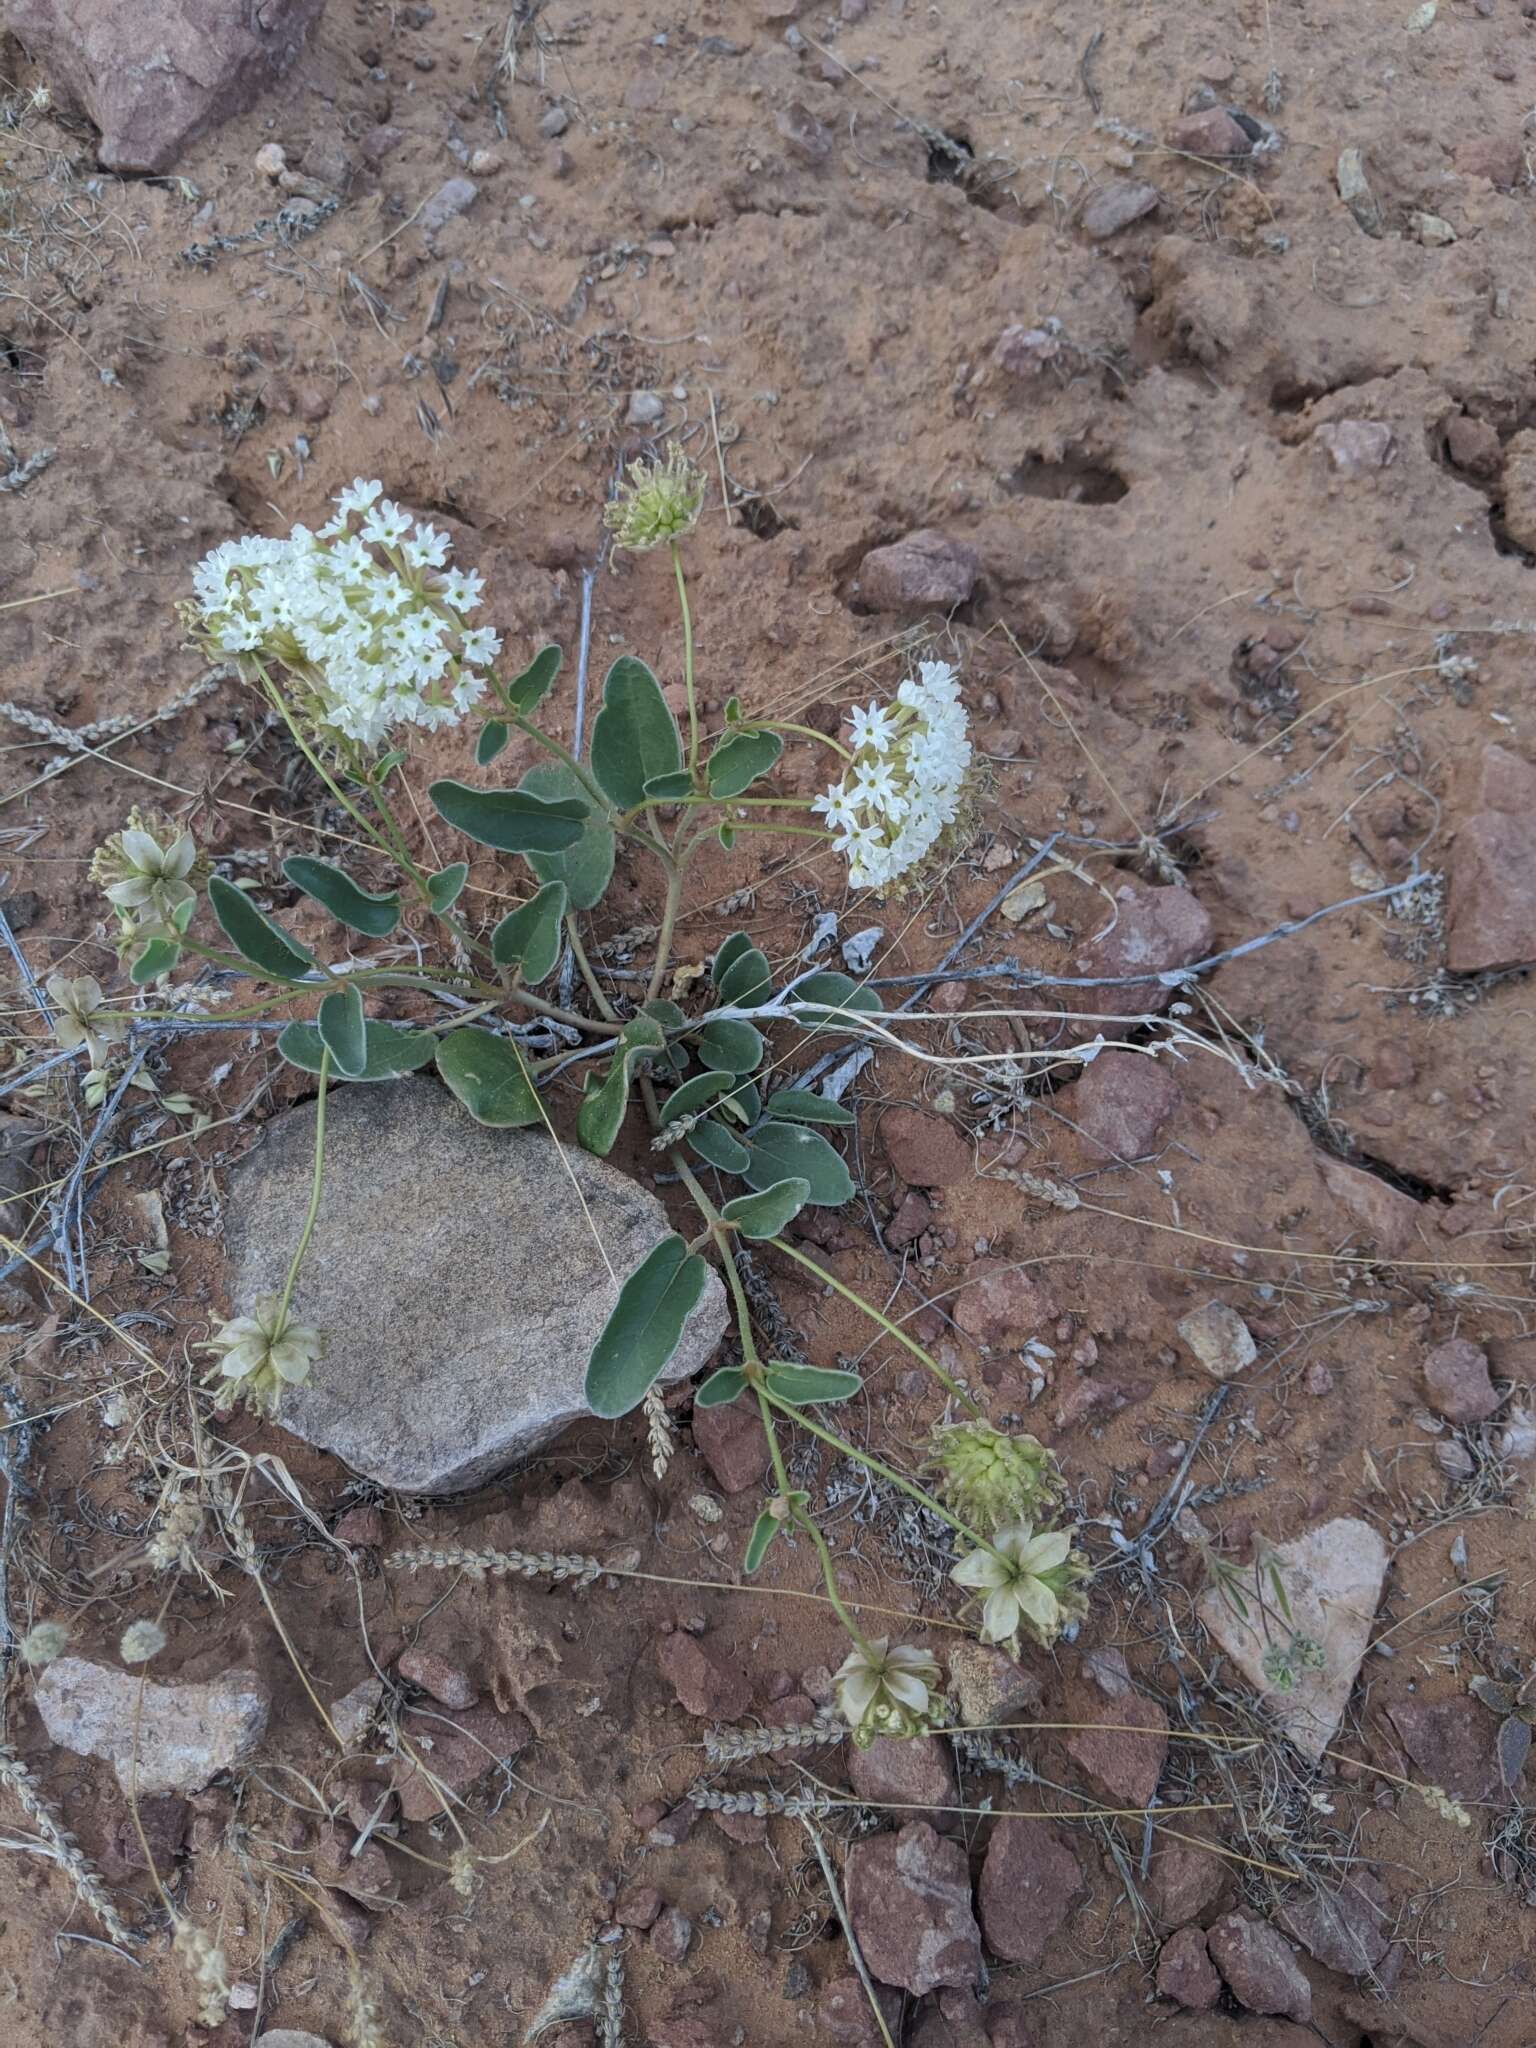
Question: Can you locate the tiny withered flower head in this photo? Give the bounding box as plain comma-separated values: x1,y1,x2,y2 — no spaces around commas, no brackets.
603,443,705,552
90,807,204,932
950,1521,1090,1654
46,974,131,1068
200,1295,324,1416
20,1620,69,1668
120,1618,167,1664
926,1421,1065,1531
833,1636,941,1747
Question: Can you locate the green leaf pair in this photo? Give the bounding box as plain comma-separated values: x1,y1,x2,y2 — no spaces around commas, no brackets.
695,1360,863,1408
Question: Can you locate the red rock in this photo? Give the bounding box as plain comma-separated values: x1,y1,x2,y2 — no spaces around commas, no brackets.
776,102,833,163
880,1108,972,1187
1207,1911,1311,2021
1455,133,1523,186
1157,1924,1221,2009
692,1395,771,1494
1080,180,1161,238
711,1805,767,1845
1422,1337,1500,1424
930,981,970,1013
1276,1870,1391,1977
1074,880,1213,1018
1368,1043,1417,1090
846,1822,982,1993
1147,1837,1228,1927
98,1792,188,1882
848,1734,960,1830
1446,415,1502,480
888,1191,938,1247
818,1974,904,2046
953,1261,1050,1345
615,1884,664,1928
1071,1049,1182,1159
994,325,1065,380
1054,1377,1128,1429
389,1702,531,1822
647,1801,698,1848
1316,420,1395,475
657,1630,751,1720
1447,810,1536,971
1066,1694,1170,1806
947,1641,1043,1728
397,1646,477,1710
7,0,324,173
858,531,980,614
333,1505,385,1548
1316,1155,1427,1255
1386,1697,1501,1802
1478,741,1536,813
982,2003,1037,2048
316,1823,399,1907
1167,108,1252,157
651,1905,695,1962
976,1818,1082,1965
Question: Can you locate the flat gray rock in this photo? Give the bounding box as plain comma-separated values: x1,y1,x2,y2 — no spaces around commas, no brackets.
1197,1516,1388,1759
223,1080,728,1493
35,1657,269,1796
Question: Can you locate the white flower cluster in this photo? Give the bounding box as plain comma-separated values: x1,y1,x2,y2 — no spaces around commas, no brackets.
189,479,502,747
813,659,972,889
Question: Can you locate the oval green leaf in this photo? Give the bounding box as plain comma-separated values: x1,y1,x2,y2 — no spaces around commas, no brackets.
744,1121,852,1206
208,875,314,982
283,856,400,939
642,769,695,802
707,727,783,799
662,1071,737,1123
130,936,181,984
766,1363,863,1405
585,1233,709,1419
717,945,774,1009
718,1077,761,1125
743,1507,780,1574
437,1026,542,1126
491,879,568,984
761,1088,855,1126
317,984,368,1077
428,779,587,855
693,1367,747,1409
475,720,509,766
503,643,562,716
697,1018,764,1073
712,930,754,986
277,1018,436,1081
519,761,616,910
688,1117,752,1174
786,969,883,1025
577,1012,666,1157
427,863,469,913
721,1176,811,1240
589,655,682,810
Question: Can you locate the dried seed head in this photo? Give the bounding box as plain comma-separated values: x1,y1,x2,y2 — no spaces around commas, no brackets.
20,1620,69,1668
120,1619,167,1665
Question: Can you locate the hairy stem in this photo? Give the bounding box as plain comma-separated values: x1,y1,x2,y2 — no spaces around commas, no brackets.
278,1046,329,1321
671,539,699,778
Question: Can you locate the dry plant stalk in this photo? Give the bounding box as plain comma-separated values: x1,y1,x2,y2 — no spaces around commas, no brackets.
0,1743,136,1947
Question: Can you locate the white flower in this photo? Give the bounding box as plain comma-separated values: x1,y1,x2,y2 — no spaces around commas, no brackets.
47,974,130,1067
200,1295,324,1416
187,480,499,748
833,1637,941,1744
818,659,972,890
950,1521,1087,1652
